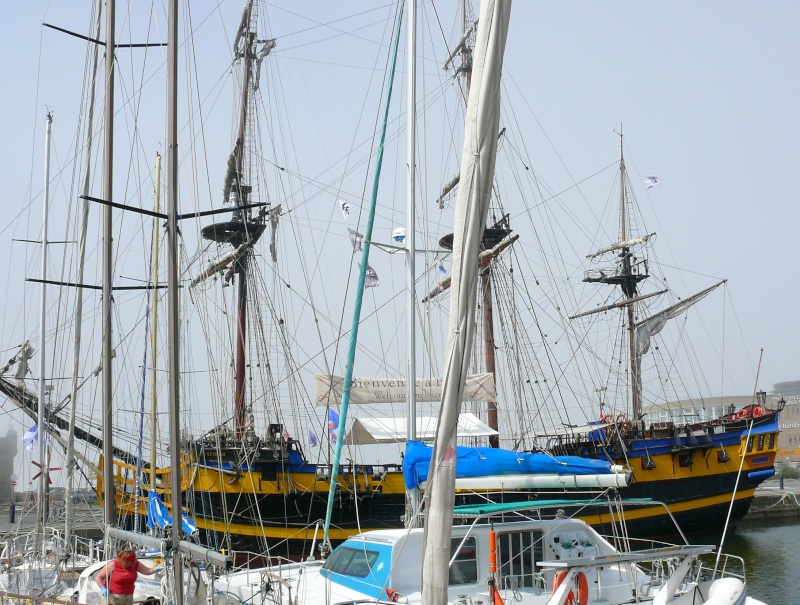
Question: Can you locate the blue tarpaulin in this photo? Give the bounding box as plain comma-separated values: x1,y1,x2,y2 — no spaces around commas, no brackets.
402,440,613,490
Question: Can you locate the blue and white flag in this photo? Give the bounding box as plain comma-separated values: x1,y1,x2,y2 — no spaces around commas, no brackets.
22,425,38,451
308,429,319,447
641,176,661,190
328,408,340,442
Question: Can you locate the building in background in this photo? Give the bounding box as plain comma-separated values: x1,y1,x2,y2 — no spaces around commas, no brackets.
643,382,797,461
773,380,800,461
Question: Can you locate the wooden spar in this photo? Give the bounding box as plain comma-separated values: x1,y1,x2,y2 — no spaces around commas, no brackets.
422,234,518,303
569,289,667,320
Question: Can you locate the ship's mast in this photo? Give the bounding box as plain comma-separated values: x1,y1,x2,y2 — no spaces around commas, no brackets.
462,1,500,448
618,135,640,421
201,0,267,441
234,3,254,440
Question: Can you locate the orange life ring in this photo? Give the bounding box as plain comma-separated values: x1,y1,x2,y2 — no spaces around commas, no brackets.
752,406,764,418
552,570,589,605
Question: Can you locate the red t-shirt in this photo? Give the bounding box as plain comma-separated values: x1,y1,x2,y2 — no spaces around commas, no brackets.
108,560,139,595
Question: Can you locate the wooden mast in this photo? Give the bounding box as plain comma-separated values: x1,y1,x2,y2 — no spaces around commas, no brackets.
618,134,640,421
463,0,499,447
200,0,266,442
233,2,254,440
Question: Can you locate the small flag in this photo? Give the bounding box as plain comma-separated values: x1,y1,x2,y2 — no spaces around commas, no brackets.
283,429,291,441
339,199,352,220
22,425,38,451
328,408,340,443
359,264,380,288
308,430,319,447
437,261,447,276
641,176,661,190
348,228,364,252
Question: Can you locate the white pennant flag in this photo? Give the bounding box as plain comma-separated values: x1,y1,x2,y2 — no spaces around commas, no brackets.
348,228,364,252
641,176,662,190
339,199,352,220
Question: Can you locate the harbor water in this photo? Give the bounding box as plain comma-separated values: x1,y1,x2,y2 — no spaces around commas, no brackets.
695,521,800,603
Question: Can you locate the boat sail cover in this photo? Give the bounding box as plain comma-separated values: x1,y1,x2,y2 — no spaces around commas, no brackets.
403,440,616,489
313,372,496,405
422,1,512,604
345,412,497,444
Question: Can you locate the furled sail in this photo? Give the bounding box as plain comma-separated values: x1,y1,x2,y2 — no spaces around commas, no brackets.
422,1,512,604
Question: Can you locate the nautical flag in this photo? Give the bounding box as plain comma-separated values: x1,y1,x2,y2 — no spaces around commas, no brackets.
358,264,380,288
283,429,291,441
348,228,364,252
328,408,340,442
641,176,661,190
339,199,352,220
437,261,447,293
22,425,38,451
308,429,319,447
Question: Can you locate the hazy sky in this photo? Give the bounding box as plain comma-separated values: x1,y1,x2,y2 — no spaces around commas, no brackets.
0,1,798,480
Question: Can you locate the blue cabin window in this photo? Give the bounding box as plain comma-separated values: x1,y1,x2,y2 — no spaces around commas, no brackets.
323,546,380,578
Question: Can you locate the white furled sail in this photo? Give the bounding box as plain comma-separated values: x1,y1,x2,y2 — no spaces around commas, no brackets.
421,1,512,604
586,232,655,259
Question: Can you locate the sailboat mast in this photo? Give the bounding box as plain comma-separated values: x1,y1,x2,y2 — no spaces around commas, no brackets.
102,0,116,531
150,152,161,489
66,12,102,552
36,112,53,544
406,0,419,524
166,0,185,600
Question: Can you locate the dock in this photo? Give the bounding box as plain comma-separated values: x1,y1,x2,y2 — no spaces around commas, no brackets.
741,476,800,526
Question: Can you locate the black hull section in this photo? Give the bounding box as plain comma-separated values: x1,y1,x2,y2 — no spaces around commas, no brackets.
185,468,760,557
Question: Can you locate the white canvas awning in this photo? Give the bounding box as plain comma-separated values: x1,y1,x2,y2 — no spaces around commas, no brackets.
344,412,498,445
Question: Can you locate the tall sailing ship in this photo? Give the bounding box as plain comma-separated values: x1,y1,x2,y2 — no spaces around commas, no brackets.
0,0,779,562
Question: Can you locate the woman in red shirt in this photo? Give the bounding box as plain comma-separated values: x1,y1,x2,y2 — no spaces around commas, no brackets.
95,549,157,605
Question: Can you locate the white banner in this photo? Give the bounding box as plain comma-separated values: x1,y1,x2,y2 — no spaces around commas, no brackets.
313,373,496,405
